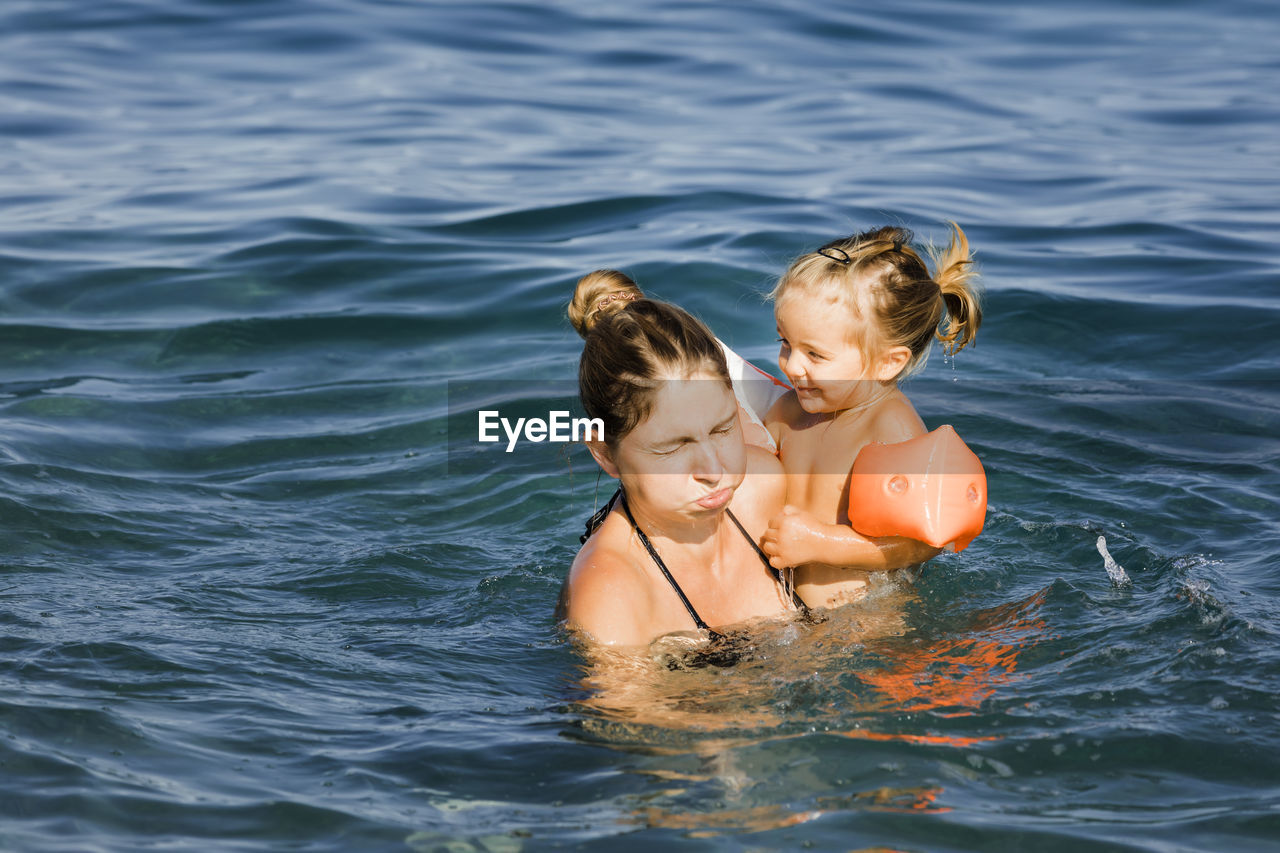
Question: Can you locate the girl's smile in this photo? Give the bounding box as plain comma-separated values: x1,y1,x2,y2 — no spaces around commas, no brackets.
775,292,872,414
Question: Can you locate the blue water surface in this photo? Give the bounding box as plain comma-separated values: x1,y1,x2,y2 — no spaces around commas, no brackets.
2,1,1279,850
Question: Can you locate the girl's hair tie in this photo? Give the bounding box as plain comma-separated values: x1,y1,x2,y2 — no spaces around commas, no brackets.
817,246,851,265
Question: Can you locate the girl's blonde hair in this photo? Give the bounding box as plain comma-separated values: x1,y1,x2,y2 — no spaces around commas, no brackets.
771,223,982,380
568,271,729,447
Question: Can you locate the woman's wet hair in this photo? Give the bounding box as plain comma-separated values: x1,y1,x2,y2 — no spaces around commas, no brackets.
772,223,982,380
569,270,730,447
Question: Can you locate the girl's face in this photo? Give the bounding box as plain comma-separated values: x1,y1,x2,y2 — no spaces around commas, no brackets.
599,370,747,526
775,290,875,414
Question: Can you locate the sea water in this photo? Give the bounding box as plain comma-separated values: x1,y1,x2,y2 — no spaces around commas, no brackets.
2,0,1278,850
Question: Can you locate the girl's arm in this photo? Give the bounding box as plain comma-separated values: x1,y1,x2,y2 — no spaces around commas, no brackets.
761,505,940,571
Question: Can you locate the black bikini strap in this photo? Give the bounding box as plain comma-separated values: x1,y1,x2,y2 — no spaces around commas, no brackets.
580,487,623,545
725,508,773,568
618,491,718,635
725,508,809,612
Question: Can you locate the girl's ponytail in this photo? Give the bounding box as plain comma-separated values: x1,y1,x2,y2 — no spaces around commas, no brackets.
930,222,982,355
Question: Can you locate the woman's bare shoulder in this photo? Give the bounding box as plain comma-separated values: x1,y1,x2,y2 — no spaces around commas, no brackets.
745,443,784,477
564,518,651,646
730,446,786,527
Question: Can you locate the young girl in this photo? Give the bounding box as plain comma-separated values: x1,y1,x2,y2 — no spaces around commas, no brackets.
761,224,983,609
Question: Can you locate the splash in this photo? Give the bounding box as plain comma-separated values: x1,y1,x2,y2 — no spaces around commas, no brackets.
1096,536,1131,587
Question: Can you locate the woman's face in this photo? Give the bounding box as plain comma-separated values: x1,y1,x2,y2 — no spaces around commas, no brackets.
602,370,747,525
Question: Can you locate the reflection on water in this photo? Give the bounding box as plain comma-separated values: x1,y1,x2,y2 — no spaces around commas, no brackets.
858,586,1051,718
632,800,825,838
632,780,951,838
561,574,1051,836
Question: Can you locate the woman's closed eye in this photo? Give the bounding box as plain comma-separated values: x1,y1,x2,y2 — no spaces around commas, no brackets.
711,414,738,437
652,421,735,455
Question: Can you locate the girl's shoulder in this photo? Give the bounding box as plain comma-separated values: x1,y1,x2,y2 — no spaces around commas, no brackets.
764,389,804,429
866,391,928,444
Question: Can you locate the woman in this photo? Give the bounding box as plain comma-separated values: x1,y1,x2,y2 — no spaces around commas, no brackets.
560,281,803,647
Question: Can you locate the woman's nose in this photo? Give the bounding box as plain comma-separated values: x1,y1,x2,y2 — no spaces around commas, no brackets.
690,440,724,483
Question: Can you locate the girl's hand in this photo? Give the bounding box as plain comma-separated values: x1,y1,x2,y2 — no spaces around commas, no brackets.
765,506,937,573
762,505,825,569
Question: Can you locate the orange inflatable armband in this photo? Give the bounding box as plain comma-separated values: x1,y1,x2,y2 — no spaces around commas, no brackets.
847,425,987,552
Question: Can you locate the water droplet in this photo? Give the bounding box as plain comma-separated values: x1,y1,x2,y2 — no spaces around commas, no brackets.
887,475,908,495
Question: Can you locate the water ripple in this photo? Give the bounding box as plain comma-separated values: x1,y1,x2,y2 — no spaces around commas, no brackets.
2,0,1279,849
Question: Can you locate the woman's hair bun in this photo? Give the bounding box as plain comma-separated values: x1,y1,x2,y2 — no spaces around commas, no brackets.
568,269,644,337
